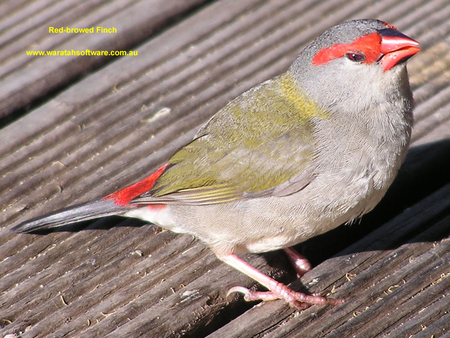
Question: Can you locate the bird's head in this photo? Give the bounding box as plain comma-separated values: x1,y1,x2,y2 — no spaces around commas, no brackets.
290,19,420,114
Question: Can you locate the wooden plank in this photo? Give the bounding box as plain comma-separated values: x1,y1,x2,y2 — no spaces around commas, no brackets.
207,183,450,338
0,0,211,118
1,0,450,337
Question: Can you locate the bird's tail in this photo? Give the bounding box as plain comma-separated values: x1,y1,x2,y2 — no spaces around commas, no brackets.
11,199,128,233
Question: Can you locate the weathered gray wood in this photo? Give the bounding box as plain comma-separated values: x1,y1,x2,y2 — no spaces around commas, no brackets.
0,0,211,118
1,0,450,337
208,182,450,337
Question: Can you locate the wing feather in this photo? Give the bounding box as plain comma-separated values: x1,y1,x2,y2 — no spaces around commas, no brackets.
132,73,324,206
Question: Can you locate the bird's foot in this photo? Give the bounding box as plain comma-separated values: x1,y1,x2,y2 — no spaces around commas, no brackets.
218,253,344,309
228,283,344,309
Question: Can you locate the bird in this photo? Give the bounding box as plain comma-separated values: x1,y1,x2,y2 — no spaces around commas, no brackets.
12,19,420,309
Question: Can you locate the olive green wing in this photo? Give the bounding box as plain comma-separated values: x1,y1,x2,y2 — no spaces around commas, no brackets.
132,73,325,205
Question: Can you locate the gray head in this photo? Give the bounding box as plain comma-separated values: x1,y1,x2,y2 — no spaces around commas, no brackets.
289,19,420,115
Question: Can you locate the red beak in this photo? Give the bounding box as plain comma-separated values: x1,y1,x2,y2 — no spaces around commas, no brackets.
379,28,421,71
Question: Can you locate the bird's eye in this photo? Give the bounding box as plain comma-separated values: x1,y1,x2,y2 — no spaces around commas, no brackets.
345,51,366,62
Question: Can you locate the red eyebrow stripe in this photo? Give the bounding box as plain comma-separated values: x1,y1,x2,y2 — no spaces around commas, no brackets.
381,21,397,30
312,32,382,66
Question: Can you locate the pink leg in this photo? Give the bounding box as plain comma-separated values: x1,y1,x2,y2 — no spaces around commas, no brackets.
284,247,311,278
218,253,344,309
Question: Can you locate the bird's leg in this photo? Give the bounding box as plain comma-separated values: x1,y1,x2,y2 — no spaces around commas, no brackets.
218,253,344,309
283,247,311,278
283,247,322,297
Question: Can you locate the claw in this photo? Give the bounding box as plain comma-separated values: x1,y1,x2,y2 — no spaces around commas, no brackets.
227,285,342,309
226,286,251,298
227,286,280,301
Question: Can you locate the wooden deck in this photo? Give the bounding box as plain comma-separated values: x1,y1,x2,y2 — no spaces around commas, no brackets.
1,0,449,337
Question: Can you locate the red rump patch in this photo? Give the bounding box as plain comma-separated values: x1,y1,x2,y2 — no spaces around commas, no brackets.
104,163,169,206
312,32,382,66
